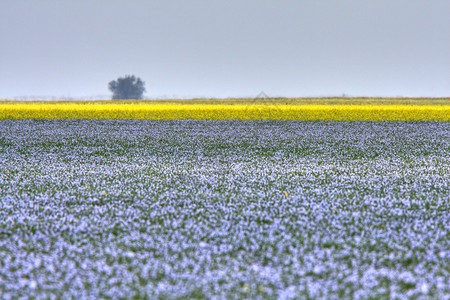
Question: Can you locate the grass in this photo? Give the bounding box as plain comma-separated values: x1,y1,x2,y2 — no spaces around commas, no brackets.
0,119,448,298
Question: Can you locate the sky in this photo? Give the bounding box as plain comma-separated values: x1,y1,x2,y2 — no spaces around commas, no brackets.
1,0,449,99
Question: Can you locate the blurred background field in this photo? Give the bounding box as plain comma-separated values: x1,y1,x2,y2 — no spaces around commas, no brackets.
0,98,449,121
1,97,449,106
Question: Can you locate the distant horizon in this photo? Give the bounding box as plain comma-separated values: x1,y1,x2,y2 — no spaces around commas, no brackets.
2,94,449,101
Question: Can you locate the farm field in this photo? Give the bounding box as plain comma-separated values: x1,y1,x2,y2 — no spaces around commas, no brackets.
0,119,448,299
1,97,449,121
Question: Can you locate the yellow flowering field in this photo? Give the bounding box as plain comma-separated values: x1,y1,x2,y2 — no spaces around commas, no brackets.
0,99,449,121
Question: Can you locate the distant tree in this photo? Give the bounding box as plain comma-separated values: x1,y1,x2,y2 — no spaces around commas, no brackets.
108,75,146,100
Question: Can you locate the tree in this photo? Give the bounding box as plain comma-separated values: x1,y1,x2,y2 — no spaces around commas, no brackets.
108,75,146,100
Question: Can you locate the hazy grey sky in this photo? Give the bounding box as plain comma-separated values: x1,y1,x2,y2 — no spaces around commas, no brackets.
1,0,449,99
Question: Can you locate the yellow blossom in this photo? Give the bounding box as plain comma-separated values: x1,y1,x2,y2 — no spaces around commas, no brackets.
1,101,448,121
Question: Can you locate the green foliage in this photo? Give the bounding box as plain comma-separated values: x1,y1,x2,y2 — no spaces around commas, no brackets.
108,75,146,100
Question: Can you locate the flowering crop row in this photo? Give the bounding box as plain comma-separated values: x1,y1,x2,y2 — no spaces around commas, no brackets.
0,103,449,121
0,120,448,299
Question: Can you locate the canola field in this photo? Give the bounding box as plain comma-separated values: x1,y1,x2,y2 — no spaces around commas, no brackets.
0,119,449,299
0,97,449,121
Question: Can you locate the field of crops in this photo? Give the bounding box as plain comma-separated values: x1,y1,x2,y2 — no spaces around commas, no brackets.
0,119,448,299
1,98,449,121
